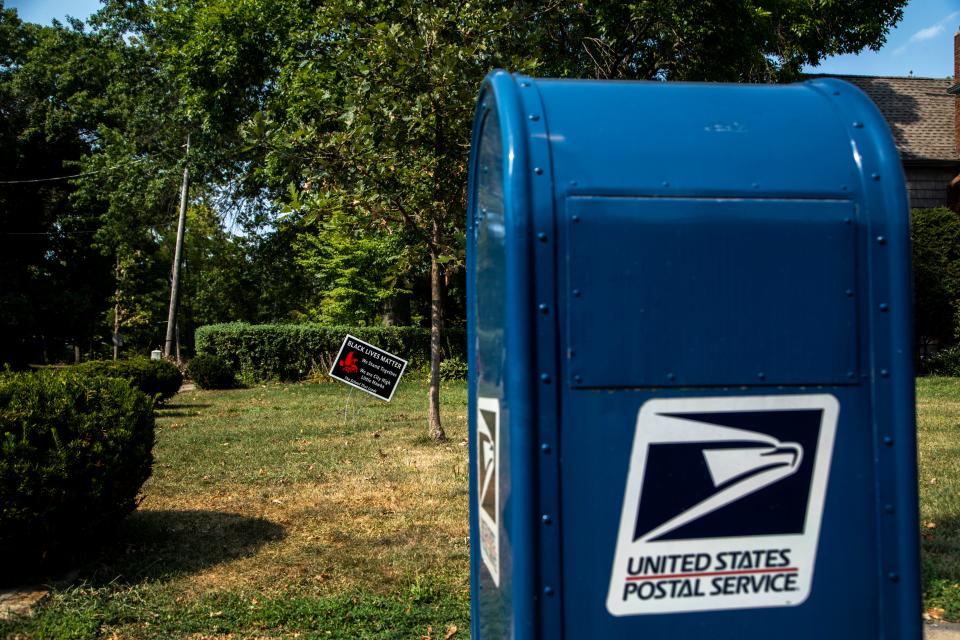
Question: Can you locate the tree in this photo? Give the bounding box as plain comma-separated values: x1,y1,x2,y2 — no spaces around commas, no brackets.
253,0,536,440
71,0,298,357
289,212,419,326
236,0,908,440
522,0,907,81
1,0,910,419
0,10,118,365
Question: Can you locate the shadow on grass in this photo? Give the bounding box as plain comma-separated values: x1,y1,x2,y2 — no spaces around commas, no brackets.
86,509,286,585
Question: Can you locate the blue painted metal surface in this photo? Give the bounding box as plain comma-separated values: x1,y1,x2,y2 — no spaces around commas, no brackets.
466,71,920,639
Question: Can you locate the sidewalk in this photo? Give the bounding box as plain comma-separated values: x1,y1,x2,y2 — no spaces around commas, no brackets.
927,621,960,639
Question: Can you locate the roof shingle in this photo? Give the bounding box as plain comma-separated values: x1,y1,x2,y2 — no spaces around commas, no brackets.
825,75,957,163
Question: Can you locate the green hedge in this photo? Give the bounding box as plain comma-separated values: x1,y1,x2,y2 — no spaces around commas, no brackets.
73,357,183,402
924,346,960,376
195,323,466,383
187,353,237,389
0,371,155,578
912,207,960,351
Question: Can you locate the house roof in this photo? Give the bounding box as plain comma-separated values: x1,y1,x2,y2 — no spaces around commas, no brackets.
816,74,957,163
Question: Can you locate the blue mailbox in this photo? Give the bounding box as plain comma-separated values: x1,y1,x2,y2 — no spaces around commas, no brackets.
466,71,920,639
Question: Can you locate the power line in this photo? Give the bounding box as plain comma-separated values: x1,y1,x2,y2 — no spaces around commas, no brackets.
3,217,178,237
1,229,98,236
0,157,151,184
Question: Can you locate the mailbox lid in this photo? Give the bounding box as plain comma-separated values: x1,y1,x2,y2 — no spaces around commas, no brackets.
565,196,859,387
533,78,859,200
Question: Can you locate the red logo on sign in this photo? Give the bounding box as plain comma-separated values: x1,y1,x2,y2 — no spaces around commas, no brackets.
340,351,359,373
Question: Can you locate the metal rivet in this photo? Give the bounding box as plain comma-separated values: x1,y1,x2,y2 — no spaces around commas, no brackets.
832,90,841,96
871,173,880,181
572,215,580,223
667,373,676,382
529,114,540,121
540,373,551,384
574,375,582,383
542,514,552,524
877,236,886,244
573,289,581,297
534,167,544,175
853,121,864,128
757,372,766,380
847,371,856,380
888,572,900,583
544,586,555,596
662,181,670,188
844,218,852,225
569,180,578,187
884,504,895,514
879,303,890,312
752,182,759,189
845,289,854,297
520,81,530,88
881,369,890,378
538,303,549,314
541,443,551,453
841,185,848,191
537,232,547,242
883,436,894,446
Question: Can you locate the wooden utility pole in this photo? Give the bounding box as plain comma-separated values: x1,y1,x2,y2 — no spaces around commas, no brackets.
164,134,190,359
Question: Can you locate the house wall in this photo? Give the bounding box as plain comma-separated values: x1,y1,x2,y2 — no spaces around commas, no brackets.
906,164,959,209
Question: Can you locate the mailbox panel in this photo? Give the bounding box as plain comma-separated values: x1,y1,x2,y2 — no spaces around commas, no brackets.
558,388,879,639
566,197,859,387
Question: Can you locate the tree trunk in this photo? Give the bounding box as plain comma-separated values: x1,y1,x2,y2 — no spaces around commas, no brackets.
112,300,120,361
428,245,446,442
382,293,411,326
165,134,190,358
113,257,121,361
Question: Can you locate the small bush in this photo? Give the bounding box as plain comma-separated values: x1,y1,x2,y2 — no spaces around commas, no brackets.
195,323,466,383
0,371,155,579
924,346,960,376
74,357,182,401
440,356,468,381
188,354,237,389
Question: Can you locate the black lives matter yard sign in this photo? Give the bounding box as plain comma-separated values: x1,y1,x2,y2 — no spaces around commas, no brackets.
329,334,407,401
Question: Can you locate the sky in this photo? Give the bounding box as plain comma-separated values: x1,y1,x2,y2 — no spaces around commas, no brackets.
7,0,103,26
6,0,960,79
804,0,959,78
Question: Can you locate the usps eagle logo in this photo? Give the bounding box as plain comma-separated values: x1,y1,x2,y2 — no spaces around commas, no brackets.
607,394,839,616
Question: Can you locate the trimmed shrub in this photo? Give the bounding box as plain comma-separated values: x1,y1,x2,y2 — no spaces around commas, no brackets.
0,371,155,579
188,354,237,389
195,323,466,383
74,357,183,401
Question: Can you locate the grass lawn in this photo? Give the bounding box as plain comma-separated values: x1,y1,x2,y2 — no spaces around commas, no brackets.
7,376,960,637
917,377,960,620
0,377,471,640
